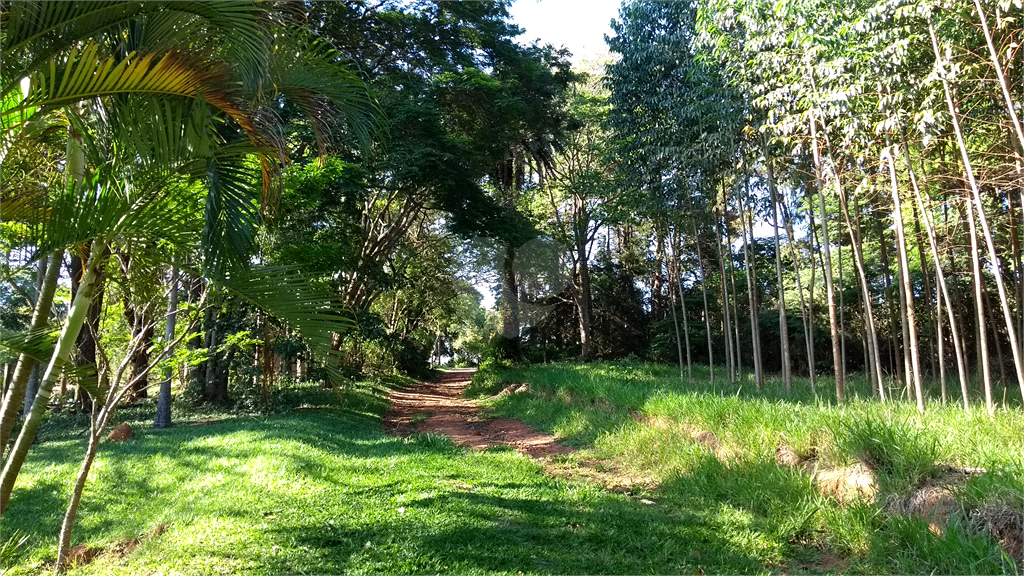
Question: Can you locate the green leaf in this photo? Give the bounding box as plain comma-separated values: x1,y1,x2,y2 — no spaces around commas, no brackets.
218,266,358,387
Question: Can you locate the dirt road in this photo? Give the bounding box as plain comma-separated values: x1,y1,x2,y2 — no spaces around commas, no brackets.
383,369,572,458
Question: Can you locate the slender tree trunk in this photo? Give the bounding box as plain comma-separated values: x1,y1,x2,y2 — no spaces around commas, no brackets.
912,201,936,380
54,426,102,573
931,20,1024,405
986,291,1008,390
937,269,947,403
693,219,715,383
809,116,844,402
0,241,103,513
576,216,594,360
877,216,902,389
837,233,846,382
155,267,178,429
767,157,792,391
783,198,814,389
840,189,886,399
677,263,693,380
884,148,925,412
739,184,763,390
726,215,742,382
653,234,665,321
1008,189,1024,367
204,310,219,402
1018,189,1024,366
185,276,205,398
973,0,1024,154
907,138,971,409
730,261,743,380
805,194,821,393
967,196,994,415
122,298,154,404
23,364,40,418
716,211,736,384
895,230,912,400
669,249,685,381
0,250,63,454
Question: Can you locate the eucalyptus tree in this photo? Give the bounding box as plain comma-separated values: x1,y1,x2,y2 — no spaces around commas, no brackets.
607,0,745,378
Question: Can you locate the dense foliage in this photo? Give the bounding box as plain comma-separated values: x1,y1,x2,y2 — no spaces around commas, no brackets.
1,0,1022,572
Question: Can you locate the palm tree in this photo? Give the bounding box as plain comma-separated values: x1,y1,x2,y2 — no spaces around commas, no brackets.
0,2,377,568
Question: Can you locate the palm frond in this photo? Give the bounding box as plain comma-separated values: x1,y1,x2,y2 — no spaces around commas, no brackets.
269,32,381,152
219,266,358,386
103,95,218,172
0,325,57,365
1,1,267,92
2,43,268,156
202,157,262,277
21,172,202,258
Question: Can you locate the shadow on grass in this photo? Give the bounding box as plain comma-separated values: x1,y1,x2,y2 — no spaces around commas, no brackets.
652,454,1012,575
271,478,763,575
7,406,770,575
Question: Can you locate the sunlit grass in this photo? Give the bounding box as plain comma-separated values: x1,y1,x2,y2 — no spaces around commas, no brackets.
3,379,771,575
474,361,1023,574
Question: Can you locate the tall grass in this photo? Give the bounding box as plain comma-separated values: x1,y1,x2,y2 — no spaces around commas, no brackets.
473,360,1023,574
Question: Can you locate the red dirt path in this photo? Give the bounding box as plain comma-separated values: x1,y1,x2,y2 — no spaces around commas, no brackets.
383,369,573,459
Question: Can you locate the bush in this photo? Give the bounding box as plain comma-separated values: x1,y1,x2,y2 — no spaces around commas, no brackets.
487,333,521,362
463,357,513,397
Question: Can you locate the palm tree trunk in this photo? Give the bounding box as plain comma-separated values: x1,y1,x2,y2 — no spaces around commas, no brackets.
0,249,63,454
0,240,103,513
54,425,102,573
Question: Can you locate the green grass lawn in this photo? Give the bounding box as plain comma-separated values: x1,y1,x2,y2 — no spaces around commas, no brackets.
4,365,1021,575
471,361,1024,575
3,378,775,576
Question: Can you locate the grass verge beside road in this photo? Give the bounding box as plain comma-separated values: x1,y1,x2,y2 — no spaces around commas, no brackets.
2,377,765,575
470,361,1024,574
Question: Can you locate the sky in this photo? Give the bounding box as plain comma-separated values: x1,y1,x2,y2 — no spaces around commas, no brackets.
473,1,622,310
506,0,621,63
